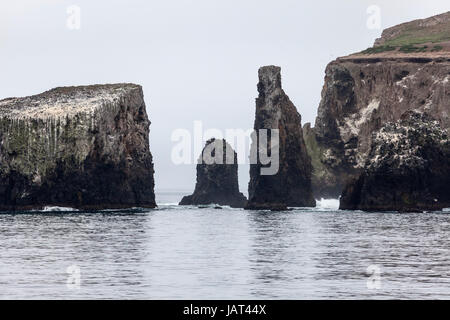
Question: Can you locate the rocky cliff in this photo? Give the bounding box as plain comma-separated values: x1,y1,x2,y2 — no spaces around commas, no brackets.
0,84,156,210
340,111,450,212
247,66,315,209
305,12,450,198
179,138,247,208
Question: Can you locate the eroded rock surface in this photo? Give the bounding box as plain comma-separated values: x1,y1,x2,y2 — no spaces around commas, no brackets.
305,12,450,198
340,111,450,212
0,84,156,210
247,66,315,209
179,138,247,208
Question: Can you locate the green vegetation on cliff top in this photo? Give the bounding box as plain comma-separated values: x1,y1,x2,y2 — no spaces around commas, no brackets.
360,12,450,55
383,30,450,47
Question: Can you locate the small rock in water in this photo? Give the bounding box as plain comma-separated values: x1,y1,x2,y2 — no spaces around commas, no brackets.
179,138,247,208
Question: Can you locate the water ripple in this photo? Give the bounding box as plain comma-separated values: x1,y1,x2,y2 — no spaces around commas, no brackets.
0,193,449,299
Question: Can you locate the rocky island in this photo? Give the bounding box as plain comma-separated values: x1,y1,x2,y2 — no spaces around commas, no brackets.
247,66,315,210
0,84,156,211
304,11,450,199
340,111,450,212
179,138,247,208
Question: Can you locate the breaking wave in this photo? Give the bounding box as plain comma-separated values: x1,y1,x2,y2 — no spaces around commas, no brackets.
315,198,340,211
42,206,79,212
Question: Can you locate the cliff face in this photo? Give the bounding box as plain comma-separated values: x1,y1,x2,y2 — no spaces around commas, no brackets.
0,84,156,210
340,111,450,212
179,138,247,208
247,66,315,209
307,12,450,198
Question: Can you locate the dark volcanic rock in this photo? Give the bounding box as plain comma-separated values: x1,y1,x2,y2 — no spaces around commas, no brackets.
0,84,156,210
246,66,315,209
340,111,450,212
302,122,344,198
179,138,247,208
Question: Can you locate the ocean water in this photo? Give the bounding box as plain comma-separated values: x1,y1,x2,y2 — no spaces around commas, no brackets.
0,190,449,300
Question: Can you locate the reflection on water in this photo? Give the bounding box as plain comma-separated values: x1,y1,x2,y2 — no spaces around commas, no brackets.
0,192,449,299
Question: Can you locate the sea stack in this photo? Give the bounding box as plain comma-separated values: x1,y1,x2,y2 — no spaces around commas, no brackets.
0,84,156,210
246,66,316,210
179,138,247,208
340,111,450,212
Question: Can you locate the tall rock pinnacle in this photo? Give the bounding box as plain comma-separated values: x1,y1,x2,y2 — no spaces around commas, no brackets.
246,66,316,210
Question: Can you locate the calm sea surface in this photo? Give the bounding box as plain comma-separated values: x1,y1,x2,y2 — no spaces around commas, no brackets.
0,191,449,299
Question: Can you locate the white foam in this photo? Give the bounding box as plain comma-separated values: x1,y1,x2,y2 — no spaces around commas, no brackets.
42,206,78,212
315,198,340,211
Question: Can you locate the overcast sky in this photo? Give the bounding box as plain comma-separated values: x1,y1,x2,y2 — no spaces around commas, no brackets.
0,0,449,193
